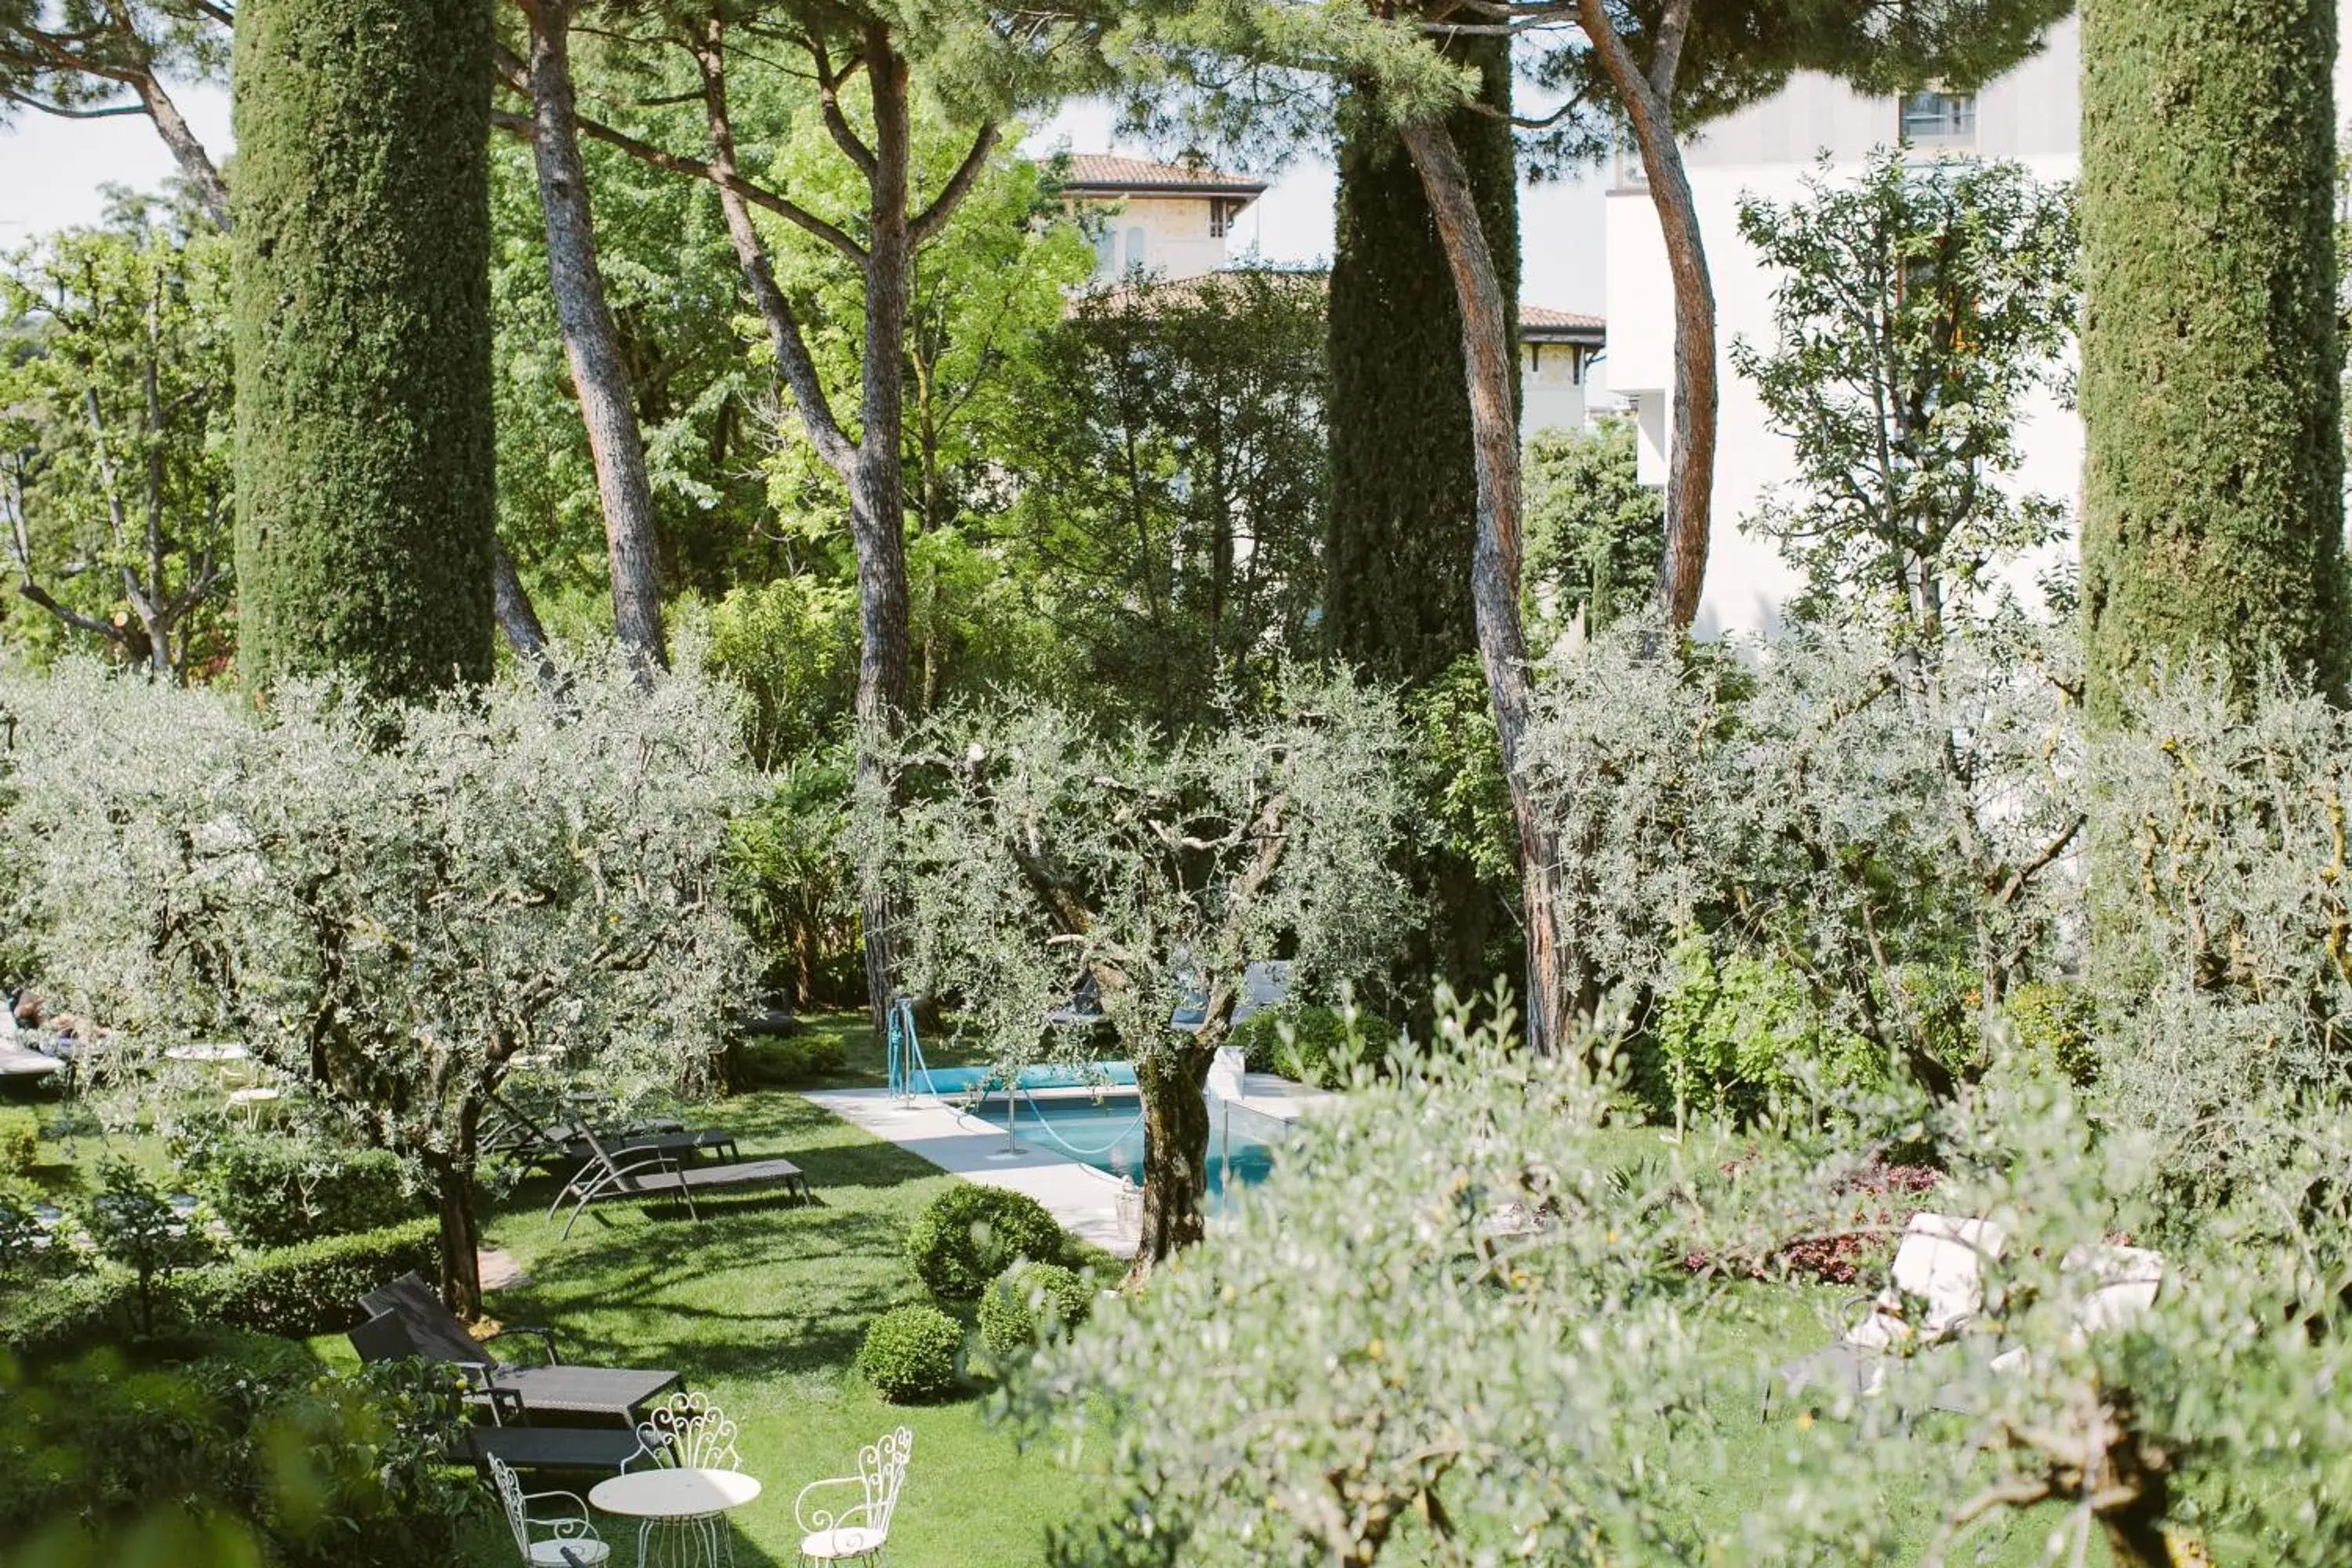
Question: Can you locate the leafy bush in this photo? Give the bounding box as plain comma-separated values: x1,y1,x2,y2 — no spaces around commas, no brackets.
79,1157,216,1336
2004,981,2098,1086
854,1304,964,1403
0,1108,39,1174
0,1339,473,1567
750,1030,848,1086
1652,932,1882,1124
1231,1005,1387,1089
907,1184,1067,1300
201,1134,412,1250
1,1271,138,1359
174,1218,437,1338
978,1260,1093,1360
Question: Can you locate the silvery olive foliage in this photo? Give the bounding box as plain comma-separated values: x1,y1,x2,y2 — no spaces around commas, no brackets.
2092,662,2352,1189
1022,1000,2352,1567
0,644,756,1301
867,667,1411,1073
861,666,1410,1265
1523,618,2083,1090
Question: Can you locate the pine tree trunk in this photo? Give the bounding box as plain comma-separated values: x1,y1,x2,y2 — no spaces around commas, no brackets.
230,0,495,701
1398,119,1573,1058
518,0,668,675
1576,0,1717,633
2079,0,2349,714
1127,1047,1214,1281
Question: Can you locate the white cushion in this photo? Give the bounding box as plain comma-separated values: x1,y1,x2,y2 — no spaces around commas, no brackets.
528,1539,609,1566
800,1526,885,1559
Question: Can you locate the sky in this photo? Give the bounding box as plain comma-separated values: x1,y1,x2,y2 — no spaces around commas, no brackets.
0,82,1613,317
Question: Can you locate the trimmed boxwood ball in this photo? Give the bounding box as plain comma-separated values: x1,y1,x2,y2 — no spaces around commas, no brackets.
855,1304,964,1403
907,1184,1066,1300
977,1260,1093,1360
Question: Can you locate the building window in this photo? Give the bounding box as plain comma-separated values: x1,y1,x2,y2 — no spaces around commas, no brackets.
1093,228,1116,276
1125,226,1148,271
1209,199,1232,238
1900,90,1977,144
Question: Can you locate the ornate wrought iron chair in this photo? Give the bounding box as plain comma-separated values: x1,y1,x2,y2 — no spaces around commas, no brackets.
793,1426,913,1564
487,1451,611,1566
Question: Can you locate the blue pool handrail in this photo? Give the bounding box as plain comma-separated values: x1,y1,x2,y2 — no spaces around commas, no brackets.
886,996,949,1102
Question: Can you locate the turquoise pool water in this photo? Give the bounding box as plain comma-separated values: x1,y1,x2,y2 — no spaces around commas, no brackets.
913,1062,1137,1094
966,1090,1279,1199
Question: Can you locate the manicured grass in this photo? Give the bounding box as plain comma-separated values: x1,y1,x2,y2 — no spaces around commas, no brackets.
431,1035,1074,1566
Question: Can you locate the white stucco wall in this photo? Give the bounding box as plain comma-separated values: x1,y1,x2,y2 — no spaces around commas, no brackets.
1082,194,1243,284
1606,20,2085,636
1520,342,1592,437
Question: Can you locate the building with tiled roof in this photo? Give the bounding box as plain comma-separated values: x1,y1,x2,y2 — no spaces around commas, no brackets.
1062,154,1268,285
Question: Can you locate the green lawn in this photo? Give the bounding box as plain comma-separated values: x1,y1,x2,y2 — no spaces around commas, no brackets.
428,1021,1072,1566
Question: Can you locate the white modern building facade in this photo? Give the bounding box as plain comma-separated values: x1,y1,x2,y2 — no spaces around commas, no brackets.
1605,18,2084,635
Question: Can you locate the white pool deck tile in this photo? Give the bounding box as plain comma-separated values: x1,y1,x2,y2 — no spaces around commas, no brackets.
803,1072,1337,1261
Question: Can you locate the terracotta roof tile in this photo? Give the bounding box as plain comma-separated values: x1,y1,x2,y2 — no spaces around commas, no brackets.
1062,154,1269,195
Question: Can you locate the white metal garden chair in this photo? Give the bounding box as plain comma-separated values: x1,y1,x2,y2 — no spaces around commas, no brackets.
625,1389,745,1472
487,1451,612,1566
794,1426,913,1564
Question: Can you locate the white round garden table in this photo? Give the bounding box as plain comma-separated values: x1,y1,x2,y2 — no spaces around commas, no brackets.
589,1468,760,1568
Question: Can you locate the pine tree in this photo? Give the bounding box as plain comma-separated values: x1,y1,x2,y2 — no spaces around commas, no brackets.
1323,34,1518,688
2079,0,2350,714
231,0,496,699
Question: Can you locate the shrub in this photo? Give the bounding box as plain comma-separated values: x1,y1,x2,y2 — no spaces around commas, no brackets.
1231,1005,1386,1089
907,1184,1067,1300
202,1134,412,1249
2005,981,2098,1086
1,1271,140,1359
79,1157,217,1336
176,1218,438,1338
752,1031,848,1086
978,1260,1093,1360
1652,933,1882,1125
855,1304,964,1403
0,1336,473,1566
0,1108,39,1174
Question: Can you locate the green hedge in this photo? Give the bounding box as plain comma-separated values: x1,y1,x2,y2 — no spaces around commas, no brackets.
907,1185,1067,1301
2,1271,140,1360
203,1135,412,1250
176,1219,437,1338
855,1304,963,1403
976,1260,1093,1360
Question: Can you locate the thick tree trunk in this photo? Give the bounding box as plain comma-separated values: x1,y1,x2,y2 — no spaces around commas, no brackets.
428,1100,485,1320
1128,1047,1214,1281
1399,118,1574,1058
1577,0,1718,633
518,0,668,675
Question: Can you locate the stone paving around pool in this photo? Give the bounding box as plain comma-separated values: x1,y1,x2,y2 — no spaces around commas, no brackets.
803,1071,1335,1260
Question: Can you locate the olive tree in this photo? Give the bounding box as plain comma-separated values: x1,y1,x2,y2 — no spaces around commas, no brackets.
1021,1005,2352,1566
866,670,1410,1276
0,644,756,1315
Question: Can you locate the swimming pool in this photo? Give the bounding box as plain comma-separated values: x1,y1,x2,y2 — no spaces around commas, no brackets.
964,1088,1281,1200
910,1062,1138,1095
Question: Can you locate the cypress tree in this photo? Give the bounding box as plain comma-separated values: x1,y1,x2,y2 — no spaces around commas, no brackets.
231,0,495,699
2079,0,2349,715
1325,35,1519,687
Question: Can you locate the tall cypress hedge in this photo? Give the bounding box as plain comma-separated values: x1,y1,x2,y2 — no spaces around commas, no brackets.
1324,37,1520,687
2079,0,2349,715
231,0,495,699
